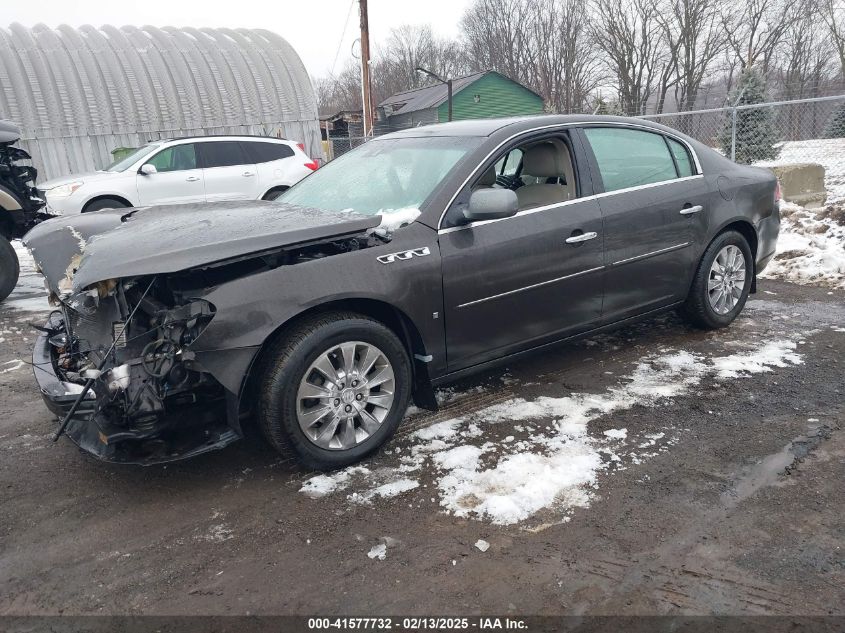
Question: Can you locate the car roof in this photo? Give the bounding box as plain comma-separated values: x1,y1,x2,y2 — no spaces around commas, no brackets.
379,114,686,139
157,135,294,145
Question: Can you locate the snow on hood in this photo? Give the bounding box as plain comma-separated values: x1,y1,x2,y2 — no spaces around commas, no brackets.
377,207,421,231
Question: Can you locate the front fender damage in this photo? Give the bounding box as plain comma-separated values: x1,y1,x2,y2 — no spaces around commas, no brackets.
26,214,389,464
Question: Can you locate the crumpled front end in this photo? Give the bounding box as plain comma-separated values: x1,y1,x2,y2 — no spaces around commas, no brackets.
33,276,240,464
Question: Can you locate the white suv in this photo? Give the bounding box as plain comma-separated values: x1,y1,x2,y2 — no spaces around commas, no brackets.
37,136,318,214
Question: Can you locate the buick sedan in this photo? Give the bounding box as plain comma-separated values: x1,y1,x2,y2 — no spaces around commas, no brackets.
24,115,780,469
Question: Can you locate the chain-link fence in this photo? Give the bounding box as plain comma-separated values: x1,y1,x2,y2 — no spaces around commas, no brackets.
638,94,845,167
323,96,845,198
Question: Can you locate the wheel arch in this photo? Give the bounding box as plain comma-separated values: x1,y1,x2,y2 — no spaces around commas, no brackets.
261,185,290,200
239,297,435,417
710,218,759,292
82,194,134,212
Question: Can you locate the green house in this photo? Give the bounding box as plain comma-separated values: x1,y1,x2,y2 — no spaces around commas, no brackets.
378,71,545,129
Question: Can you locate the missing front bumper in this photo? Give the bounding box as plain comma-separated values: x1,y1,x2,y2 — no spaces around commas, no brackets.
33,314,241,465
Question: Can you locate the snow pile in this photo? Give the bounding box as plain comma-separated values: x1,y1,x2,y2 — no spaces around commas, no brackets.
300,334,806,526
760,202,845,288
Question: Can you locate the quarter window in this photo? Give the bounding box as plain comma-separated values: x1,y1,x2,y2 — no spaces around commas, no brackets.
200,141,249,168
584,128,678,192
146,144,197,172
244,141,295,163
667,137,694,177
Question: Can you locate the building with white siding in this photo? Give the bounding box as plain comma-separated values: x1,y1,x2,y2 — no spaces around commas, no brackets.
0,23,321,181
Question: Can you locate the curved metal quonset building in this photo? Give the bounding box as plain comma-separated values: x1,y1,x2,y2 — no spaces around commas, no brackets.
0,23,321,180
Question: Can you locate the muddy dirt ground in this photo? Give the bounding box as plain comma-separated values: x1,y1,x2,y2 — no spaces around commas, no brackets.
0,249,843,617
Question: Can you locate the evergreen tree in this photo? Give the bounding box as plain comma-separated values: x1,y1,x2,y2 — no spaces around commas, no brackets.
719,69,781,164
823,103,845,138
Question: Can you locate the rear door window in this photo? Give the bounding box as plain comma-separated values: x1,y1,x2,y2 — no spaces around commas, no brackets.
583,127,678,192
243,141,294,163
199,141,250,168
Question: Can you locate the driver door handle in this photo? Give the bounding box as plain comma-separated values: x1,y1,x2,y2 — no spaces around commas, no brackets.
565,231,598,244
242,171,255,177
185,176,201,182
680,205,703,215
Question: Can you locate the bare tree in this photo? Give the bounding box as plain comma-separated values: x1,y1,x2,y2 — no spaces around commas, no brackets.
461,0,536,85
590,0,666,114
819,0,845,87
777,1,835,98
721,0,791,76
530,0,603,113
658,0,729,111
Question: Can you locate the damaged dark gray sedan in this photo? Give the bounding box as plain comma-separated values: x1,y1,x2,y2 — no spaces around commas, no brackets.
25,115,780,469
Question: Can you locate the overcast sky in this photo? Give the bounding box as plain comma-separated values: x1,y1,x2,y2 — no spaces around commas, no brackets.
2,0,472,78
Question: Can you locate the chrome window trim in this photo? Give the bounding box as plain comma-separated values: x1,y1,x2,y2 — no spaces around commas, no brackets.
457,265,606,309
611,242,690,267
438,174,704,235
437,120,703,233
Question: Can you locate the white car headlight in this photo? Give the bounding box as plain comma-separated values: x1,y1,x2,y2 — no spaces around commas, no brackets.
47,181,83,198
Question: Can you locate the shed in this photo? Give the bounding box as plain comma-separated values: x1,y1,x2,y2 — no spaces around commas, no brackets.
0,23,322,180
378,70,544,129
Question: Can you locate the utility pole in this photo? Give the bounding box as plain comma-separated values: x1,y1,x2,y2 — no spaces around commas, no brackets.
359,0,374,137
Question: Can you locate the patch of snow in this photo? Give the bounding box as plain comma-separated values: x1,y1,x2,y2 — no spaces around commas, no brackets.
376,207,420,232
349,478,419,504
367,543,387,560
759,202,845,288
474,539,490,552
712,339,803,378
299,466,371,498
300,331,808,526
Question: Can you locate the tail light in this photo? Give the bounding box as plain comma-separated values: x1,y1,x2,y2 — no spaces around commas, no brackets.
304,160,319,171
296,142,306,153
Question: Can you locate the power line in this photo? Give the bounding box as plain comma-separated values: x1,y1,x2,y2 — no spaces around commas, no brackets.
330,0,357,78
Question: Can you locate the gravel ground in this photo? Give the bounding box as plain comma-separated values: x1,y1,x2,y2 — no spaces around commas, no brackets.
0,242,843,617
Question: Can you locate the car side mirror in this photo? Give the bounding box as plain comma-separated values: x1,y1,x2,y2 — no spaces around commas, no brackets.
139,164,157,175
463,188,519,222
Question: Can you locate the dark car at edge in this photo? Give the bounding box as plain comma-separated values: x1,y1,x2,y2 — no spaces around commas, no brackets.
23,115,780,469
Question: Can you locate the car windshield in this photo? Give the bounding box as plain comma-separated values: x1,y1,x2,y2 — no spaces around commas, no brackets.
104,144,160,172
279,136,481,218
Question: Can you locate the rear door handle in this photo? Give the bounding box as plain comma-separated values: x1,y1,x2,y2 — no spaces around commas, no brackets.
185,176,201,182
242,171,255,177
565,231,598,244
680,205,703,215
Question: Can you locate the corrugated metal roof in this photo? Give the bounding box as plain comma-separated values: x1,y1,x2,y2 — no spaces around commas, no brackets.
0,23,322,179
379,71,490,115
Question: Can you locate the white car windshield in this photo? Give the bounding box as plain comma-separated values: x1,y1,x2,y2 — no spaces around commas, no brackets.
279,136,481,216
104,144,161,172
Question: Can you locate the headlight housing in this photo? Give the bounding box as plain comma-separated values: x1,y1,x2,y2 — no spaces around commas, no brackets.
47,181,83,198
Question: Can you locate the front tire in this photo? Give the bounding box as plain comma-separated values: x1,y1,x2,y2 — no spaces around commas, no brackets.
682,230,753,329
0,236,20,302
258,311,411,470
83,197,130,213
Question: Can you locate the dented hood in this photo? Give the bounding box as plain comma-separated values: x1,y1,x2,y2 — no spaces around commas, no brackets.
24,200,380,293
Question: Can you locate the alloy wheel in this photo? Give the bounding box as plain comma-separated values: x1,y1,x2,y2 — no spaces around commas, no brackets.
708,244,747,315
296,341,395,450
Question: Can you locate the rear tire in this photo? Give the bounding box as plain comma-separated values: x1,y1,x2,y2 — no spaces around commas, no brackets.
262,187,288,201
83,197,130,212
258,311,411,470
682,230,753,329
0,236,20,302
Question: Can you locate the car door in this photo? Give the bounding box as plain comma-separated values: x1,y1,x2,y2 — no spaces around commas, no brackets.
136,143,206,205
578,126,709,323
198,141,260,201
439,131,605,372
